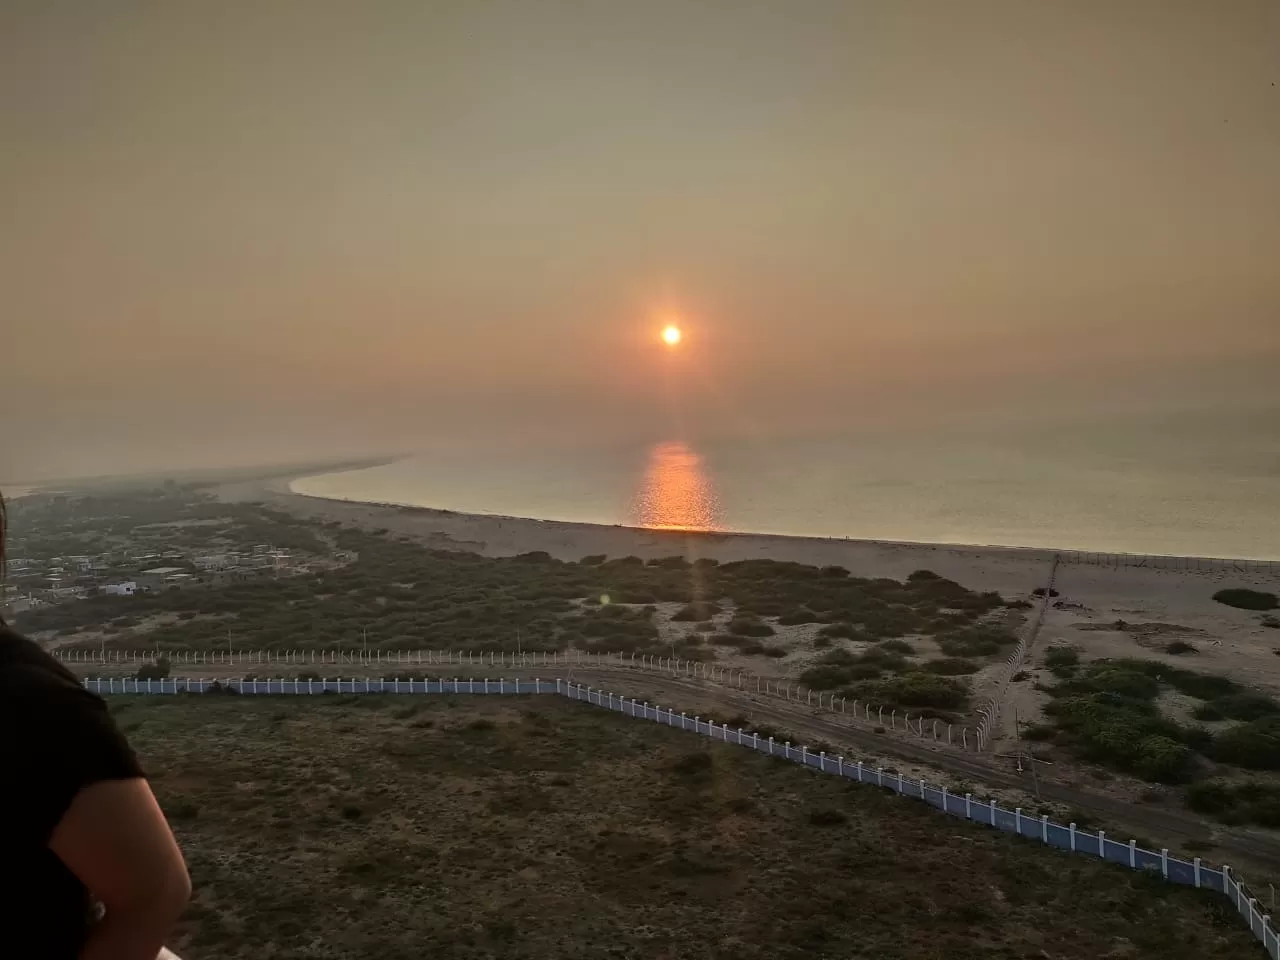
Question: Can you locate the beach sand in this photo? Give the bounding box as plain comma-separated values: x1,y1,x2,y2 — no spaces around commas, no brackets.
211,473,1280,749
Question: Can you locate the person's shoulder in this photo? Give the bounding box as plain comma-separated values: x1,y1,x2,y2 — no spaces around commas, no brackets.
0,627,90,703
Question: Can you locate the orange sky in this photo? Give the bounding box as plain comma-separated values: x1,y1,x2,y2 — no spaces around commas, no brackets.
2,1,1278,480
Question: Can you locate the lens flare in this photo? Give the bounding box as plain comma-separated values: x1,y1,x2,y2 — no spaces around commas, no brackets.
661,324,682,346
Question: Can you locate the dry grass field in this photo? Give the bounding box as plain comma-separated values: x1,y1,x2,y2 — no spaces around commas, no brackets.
117,694,1256,960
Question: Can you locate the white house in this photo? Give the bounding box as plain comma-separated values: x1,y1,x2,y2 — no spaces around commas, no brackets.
102,582,138,597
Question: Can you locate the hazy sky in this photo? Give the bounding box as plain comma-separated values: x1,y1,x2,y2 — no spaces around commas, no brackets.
3,1,1278,480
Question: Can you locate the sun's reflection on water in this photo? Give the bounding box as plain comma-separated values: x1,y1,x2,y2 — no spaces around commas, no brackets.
630,441,723,531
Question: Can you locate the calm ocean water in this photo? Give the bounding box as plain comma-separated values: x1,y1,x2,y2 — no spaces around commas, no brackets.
294,409,1280,560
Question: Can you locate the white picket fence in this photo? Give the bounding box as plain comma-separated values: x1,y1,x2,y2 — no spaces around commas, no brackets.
58,646,981,749
87,674,1275,958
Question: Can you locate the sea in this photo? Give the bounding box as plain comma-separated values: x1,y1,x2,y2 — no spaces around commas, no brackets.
293,407,1280,561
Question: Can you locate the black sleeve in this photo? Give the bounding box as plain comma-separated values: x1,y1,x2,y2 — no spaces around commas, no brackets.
3,670,145,844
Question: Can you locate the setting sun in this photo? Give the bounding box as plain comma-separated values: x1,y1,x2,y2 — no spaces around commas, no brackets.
661,324,682,346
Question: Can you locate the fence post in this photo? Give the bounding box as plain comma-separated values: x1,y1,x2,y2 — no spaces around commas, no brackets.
837,755,843,777
989,799,997,826
1193,858,1202,888
1015,808,1021,834
767,737,775,756
1097,830,1106,858
681,712,687,730
783,741,791,760
878,768,885,787
898,772,904,794
1069,823,1077,852
753,733,759,750
819,752,826,772
855,760,863,781
1041,814,1049,843
1128,839,1136,869
941,786,949,812
801,745,808,766
965,794,972,819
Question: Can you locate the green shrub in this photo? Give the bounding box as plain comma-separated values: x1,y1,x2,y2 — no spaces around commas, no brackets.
1043,689,1196,782
1185,780,1235,815
1263,616,1280,629
877,639,914,655
777,608,822,626
1044,646,1080,669
1213,588,1278,611
1185,780,1280,827
1130,736,1197,784
135,657,172,681
1192,702,1225,722
1206,693,1279,722
1085,664,1161,700
671,601,719,622
1163,640,1197,655
1211,715,1280,769
937,626,1018,658
817,622,861,640
851,673,968,710
727,616,775,638
923,657,979,676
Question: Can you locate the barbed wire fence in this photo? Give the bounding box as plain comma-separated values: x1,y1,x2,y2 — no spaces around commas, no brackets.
58,645,983,750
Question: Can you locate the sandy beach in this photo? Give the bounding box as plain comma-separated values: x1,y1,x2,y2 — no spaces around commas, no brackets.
212,473,1280,729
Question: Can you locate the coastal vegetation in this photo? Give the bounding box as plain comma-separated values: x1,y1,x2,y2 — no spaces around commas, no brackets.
122,694,1254,960
1031,652,1280,825
17,491,1016,678
1212,588,1278,612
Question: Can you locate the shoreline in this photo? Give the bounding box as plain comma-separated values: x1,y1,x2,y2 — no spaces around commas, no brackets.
210,472,1279,602
278,468,1279,570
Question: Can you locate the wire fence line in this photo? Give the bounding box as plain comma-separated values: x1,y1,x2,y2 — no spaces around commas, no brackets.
1057,550,1280,574
58,647,983,750
975,554,1059,750
87,674,1275,958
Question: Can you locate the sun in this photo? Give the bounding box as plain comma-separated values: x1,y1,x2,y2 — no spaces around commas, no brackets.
661,324,682,346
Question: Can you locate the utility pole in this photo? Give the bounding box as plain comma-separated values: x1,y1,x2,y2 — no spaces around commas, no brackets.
1014,707,1042,802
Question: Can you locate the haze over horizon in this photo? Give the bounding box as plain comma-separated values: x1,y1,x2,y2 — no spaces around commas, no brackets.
3,1,1278,482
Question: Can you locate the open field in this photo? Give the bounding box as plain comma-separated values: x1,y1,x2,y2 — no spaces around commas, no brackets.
125,695,1256,960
